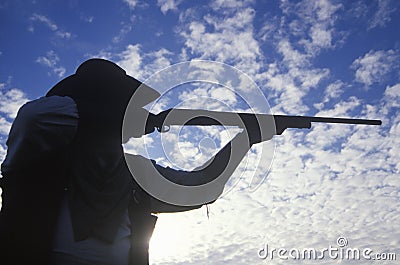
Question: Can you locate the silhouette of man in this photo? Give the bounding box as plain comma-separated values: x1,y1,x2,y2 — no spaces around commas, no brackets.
0,59,271,265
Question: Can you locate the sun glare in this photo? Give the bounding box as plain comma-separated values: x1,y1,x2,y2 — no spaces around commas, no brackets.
149,214,192,261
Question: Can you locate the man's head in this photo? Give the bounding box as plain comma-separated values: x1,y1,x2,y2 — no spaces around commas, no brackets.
46,58,160,146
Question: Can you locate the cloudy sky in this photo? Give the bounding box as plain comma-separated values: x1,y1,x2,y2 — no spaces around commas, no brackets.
1,0,399,264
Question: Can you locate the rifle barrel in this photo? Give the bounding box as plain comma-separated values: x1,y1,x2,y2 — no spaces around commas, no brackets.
275,115,382,126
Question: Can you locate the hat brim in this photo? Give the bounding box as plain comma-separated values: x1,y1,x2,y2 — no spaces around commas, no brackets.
46,73,160,108
126,76,161,107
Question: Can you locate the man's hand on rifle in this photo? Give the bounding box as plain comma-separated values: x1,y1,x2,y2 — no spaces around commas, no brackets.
241,114,274,145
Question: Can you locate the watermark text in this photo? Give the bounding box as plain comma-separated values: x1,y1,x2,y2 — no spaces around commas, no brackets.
258,237,397,261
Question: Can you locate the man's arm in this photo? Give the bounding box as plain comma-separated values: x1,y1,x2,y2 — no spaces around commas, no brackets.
157,122,271,185
145,132,251,212
141,129,270,212
1,96,78,174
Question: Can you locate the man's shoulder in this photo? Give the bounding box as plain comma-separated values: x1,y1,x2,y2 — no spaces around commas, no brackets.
15,96,77,124
22,95,76,112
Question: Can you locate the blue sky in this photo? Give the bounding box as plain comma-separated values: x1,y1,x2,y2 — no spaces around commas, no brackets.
1,0,400,264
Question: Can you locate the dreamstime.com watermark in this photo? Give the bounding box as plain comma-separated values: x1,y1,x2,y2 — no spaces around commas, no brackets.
258,237,397,261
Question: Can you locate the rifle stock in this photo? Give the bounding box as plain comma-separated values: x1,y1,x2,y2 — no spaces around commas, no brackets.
146,108,382,135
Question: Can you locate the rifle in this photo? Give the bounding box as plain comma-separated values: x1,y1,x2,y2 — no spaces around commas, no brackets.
145,108,382,136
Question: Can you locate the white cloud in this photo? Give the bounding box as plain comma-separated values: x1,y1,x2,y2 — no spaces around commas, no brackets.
122,0,138,9
177,85,238,111
309,25,332,49
279,0,343,55
56,31,71,39
0,116,12,136
0,86,29,119
180,6,262,76
210,87,237,106
81,15,94,23
264,39,330,114
112,23,133,44
210,0,255,10
145,125,224,171
0,83,29,162
314,80,345,110
30,13,58,31
157,0,182,14
351,49,399,87
123,135,154,157
30,13,71,39
116,44,173,81
145,48,174,75
315,96,361,117
251,0,349,117
368,0,397,30
116,44,143,77
291,0,342,26
325,80,344,100
384,83,400,108
277,40,309,68
36,50,66,77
